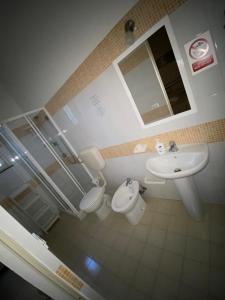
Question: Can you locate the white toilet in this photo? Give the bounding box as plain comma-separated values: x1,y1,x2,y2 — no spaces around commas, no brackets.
111,179,146,225
79,147,145,224
79,147,111,221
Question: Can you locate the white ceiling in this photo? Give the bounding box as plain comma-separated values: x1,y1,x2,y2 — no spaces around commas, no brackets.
0,0,137,112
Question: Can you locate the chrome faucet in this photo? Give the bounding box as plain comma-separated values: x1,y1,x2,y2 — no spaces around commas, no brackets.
125,178,132,186
169,140,178,152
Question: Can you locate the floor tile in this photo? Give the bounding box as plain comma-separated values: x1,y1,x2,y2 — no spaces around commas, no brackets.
187,219,210,240
186,237,209,264
165,232,186,255
46,201,225,299
117,221,134,237
147,228,166,248
209,269,225,300
210,224,225,245
159,251,183,280
127,287,149,300
133,224,149,242
210,243,225,270
178,283,209,300
210,204,225,226
126,238,145,260
153,273,179,300
140,209,153,225
182,258,209,291
141,244,163,270
86,238,99,257
103,249,123,274
148,198,159,212
155,198,173,214
94,267,117,298
171,200,190,218
168,215,188,235
117,255,138,284
110,277,129,300
111,233,130,253
101,229,117,247
94,226,108,241
133,264,156,296
93,243,110,264
151,212,171,230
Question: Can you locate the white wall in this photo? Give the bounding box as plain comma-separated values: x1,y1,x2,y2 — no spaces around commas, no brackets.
0,0,137,112
53,0,225,148
52,0,225,204
0,83,22,122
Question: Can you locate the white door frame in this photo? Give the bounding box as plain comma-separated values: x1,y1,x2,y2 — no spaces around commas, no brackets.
0,206,104,300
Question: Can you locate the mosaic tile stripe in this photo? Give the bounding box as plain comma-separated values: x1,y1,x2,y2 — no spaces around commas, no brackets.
46,0,186,115
56,265,84,290
100,118,225,159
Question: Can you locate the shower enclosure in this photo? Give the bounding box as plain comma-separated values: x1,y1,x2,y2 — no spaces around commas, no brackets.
0,108,94,232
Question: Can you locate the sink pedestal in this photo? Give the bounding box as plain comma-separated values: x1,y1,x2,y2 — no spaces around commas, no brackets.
174,176,203,220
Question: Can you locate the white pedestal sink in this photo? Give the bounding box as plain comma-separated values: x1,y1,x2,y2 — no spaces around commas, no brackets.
146,144,209,220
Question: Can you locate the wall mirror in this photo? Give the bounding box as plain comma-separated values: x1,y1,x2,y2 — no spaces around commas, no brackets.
114,17,196,128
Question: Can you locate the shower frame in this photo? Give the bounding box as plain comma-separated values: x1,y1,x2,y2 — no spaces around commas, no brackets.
1,107,95,219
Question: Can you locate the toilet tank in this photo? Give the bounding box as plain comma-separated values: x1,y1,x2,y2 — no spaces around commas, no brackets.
79,147,105,171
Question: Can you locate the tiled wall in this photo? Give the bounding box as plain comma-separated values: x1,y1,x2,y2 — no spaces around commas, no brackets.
100,118,225,159
46,0,186,115
45,0,225,204
47,0,225,159
56,265,84,290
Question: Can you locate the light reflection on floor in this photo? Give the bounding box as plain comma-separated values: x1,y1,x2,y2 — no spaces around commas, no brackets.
85,256,101,276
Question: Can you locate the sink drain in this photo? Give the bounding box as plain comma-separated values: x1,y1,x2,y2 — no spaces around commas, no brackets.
174,168,182,172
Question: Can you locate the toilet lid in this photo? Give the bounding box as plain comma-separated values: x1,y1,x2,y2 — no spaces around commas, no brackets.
80,186,105,211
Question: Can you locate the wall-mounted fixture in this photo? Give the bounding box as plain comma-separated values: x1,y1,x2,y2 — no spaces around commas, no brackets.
125,19,135,46
115,16,197,128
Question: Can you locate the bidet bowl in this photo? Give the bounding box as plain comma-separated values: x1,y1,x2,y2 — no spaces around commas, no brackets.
111,180,139,213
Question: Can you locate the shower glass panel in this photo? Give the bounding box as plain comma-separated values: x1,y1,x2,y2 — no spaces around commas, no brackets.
29,110,93,192
6,116,85,212
0,131,60,234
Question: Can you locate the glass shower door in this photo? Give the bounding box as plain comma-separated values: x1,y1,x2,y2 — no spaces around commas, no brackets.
6,116,85,213
28,109,94,192
0,129,61,233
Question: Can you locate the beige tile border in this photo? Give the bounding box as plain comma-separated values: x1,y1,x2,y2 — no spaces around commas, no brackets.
0,230,84,299
56,265,84,290
100,118,225,159
46,0,186,115
141,105,170,124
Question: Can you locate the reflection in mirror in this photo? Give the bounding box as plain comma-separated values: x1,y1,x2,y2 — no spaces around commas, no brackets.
118,25,191,125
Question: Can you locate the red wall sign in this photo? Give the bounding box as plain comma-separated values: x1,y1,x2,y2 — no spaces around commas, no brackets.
184,31,217,75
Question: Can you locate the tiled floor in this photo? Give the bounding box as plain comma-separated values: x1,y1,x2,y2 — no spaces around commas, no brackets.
46,198,225,300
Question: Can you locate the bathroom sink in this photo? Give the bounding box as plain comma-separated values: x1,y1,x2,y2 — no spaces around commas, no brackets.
146,144,208,179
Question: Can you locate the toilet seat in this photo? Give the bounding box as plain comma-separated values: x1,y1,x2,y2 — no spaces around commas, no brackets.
80,186,105,213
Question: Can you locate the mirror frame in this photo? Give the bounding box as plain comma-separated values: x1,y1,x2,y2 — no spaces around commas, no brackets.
113,16,197,129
